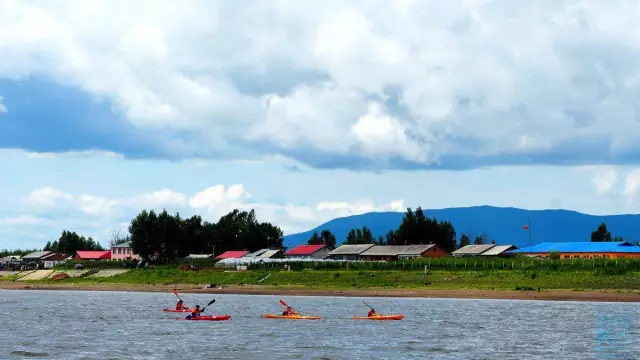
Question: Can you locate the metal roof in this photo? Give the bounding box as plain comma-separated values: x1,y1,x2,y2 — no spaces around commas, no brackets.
216,251,250,259
328,244,375,255
111,242,132,248
284,245,328,256
187,254,213,259
397,244,436,255
480,245,518,256
257,249,282,258
246,249,269,257
360,246,410,256
452,245,496,255
22,251,54,259
510,242,640,254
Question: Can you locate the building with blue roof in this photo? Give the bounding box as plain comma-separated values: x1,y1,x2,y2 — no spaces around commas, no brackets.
508,241,640,259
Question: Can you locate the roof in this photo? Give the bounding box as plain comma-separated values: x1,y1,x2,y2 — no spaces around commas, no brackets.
480,245,518,256
246,249,269,257
397,244,437,255
111,241,132,248
284,245,328,256
75,251,111,260
360,245,411,256
187,254,213,259
510,242,640,254
215,250,250,259
452,244,496,255
258,249,282,258
23,251,54,259
328,244,375,256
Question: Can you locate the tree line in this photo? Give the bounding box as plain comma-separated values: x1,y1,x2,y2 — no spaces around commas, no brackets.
43,230,104,254
128,208,283,261
307,207,458,253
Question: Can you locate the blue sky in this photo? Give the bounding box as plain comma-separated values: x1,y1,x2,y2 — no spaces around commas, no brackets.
1,0,640,249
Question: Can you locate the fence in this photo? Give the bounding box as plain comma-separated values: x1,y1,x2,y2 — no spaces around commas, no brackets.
243,256,640,272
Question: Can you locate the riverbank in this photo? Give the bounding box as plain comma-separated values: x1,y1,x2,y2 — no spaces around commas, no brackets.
2,281,640,302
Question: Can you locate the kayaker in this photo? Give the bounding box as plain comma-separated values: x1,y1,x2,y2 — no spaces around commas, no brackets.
282,306,296,316
368,308,377,317
176,300,186,310
186,305,201,319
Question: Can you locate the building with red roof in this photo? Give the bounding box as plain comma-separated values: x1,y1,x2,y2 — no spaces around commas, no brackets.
74,250,112,260
284,244,332,259
215,250,250,260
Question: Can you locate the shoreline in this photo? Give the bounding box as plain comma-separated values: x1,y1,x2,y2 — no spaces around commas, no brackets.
1,282,640,302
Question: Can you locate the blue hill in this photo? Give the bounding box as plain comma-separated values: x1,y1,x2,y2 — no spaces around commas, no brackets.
283,206,640,248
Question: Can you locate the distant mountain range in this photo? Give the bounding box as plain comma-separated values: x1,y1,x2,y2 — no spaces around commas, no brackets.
283,206,640,248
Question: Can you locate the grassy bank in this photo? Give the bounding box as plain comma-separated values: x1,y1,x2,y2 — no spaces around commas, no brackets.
34,266,640,291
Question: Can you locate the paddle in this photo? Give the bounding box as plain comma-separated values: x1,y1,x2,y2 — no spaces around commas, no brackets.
201,299,216,313
173,290,188,309
362,301,379,315
279,299,300,315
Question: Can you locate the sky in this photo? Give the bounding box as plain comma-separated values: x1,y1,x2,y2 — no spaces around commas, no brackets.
1,0,640,249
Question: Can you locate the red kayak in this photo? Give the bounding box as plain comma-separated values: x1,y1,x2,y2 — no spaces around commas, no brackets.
163,308,192,313
179,315,231,321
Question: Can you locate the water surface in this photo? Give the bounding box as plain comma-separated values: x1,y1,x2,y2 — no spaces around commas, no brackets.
0,290,638,359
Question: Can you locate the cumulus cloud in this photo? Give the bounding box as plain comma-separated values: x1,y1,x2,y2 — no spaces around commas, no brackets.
2,1,640,169
623,169,640,203
22,183,403,236
579,166,619,195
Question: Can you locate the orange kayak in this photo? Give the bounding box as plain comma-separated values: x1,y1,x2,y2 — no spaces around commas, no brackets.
352,314,405,321
163,308,192,313
263,314,321,320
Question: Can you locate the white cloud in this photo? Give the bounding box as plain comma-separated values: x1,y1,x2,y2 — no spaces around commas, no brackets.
0,96,6,113
623,169,640,203
0,215,43,226
579,166,619,195
25,187,74,208
1,1,640,167
22,183,404,235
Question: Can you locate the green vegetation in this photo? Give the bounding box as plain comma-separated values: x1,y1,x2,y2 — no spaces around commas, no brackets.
44,230,104,253
35,266,640,290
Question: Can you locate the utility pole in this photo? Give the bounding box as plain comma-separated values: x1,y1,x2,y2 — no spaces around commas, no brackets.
527,216,532,247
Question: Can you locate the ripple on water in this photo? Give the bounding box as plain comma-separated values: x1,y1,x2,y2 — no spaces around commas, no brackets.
10,350,50,357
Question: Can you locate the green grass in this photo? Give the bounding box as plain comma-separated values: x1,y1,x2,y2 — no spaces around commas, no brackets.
30,266,640,291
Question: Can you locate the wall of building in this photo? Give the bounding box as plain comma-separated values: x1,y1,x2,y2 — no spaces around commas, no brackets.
111,247,141,260
522,252,640,260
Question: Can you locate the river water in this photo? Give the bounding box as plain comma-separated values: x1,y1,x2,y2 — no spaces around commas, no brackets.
0,290,638,359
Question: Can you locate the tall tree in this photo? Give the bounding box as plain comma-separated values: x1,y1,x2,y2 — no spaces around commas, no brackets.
459,234,471,248
307,231,322,245
591,223,612,242
395,207,457,252
344,226,376,244
319,230,337,248
46,230,104,254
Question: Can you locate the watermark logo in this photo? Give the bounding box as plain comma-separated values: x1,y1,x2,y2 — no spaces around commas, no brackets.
594,310,637,359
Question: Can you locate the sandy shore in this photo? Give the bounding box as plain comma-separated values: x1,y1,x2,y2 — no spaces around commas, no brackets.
1,281,640,302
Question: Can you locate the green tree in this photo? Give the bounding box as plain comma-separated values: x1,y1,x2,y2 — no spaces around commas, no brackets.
45,230,104,254
344,226,376,244
128,208,283,261
307,231,322,245
459,234,471,248
319,230,337,248
394,207,457,252
591,223,612,242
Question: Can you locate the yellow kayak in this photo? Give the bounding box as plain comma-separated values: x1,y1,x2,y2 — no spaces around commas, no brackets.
352,314,405,321
263,314,321,320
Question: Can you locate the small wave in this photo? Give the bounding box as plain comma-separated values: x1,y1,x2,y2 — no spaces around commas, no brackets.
10,350,50,357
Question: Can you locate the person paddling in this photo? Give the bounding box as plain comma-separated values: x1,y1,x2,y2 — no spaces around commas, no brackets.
367,307,377,317
176,299,186,310
282,306,297,316
186,305,201,319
